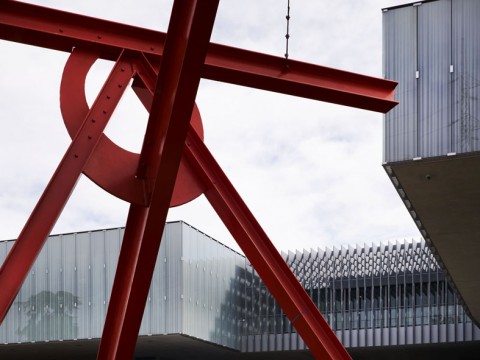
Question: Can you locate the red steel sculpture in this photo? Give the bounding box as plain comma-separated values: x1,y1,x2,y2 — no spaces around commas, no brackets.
0,1,398,359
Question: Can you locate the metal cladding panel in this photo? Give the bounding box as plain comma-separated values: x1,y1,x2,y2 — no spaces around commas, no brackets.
0,225,186,343
452,0,480,153
146,226,168,335
45,235,63,340
89,231,106,337
164,223,183,335
61,233,79,340
75,231,92,339
417,0,452,158
0,233,84,343
181,223,244,350
139,223,183,336
0,240,16,343
383,5,418,162
384,0,480,162
104,229,121,326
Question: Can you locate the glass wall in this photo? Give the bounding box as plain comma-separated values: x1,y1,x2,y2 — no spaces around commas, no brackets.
0,222,245,348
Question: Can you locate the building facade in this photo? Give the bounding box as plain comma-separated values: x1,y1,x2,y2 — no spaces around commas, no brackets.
383,0,480,162
382,0,480,326
244,240,480,352
1,222,479,359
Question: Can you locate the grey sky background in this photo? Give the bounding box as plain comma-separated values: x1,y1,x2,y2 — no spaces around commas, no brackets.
0,0,419,253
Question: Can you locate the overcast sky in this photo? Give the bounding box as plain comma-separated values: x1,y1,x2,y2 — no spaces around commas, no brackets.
0,0,420,253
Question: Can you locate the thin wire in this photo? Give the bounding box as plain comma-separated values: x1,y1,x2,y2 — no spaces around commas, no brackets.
285,0,291,68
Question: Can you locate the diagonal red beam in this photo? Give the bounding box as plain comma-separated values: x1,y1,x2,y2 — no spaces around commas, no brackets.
97,2,219,359
0,1,397,113
132,60,350,358
182,126,352,360
133,54,351,359
0,52,134,323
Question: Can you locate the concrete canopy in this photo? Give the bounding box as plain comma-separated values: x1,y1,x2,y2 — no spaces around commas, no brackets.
385,153,480,324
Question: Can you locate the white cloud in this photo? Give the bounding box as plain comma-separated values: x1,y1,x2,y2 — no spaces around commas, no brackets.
0,1,420,254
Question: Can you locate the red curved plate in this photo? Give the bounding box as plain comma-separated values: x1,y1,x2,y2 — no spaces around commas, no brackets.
60,48,206,206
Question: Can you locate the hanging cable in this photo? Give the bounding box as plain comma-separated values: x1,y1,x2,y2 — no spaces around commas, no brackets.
284,0,291,68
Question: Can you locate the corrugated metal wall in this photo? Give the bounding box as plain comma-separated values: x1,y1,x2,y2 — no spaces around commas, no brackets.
180,224,244,349
383,0,480,162
0,229,123,343
452,0,480,153
383,4,418,161
0,222,245,347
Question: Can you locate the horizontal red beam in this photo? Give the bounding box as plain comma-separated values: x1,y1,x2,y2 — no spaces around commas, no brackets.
0,1,397,113
204,46,397,113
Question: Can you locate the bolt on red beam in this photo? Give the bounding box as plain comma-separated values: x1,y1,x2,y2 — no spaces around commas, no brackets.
0,53,134,323
97,2,219,359
0,1,397,113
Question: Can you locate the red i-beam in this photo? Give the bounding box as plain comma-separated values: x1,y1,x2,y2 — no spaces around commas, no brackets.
0,1,397,359
97,2,220,358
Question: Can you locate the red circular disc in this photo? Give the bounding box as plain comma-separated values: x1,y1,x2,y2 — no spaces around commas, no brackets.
60,48,206,207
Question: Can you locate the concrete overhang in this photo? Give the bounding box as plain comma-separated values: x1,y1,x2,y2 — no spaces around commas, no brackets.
384,153,480,325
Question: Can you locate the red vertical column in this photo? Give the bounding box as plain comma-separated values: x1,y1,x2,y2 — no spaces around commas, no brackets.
97,2,219,359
